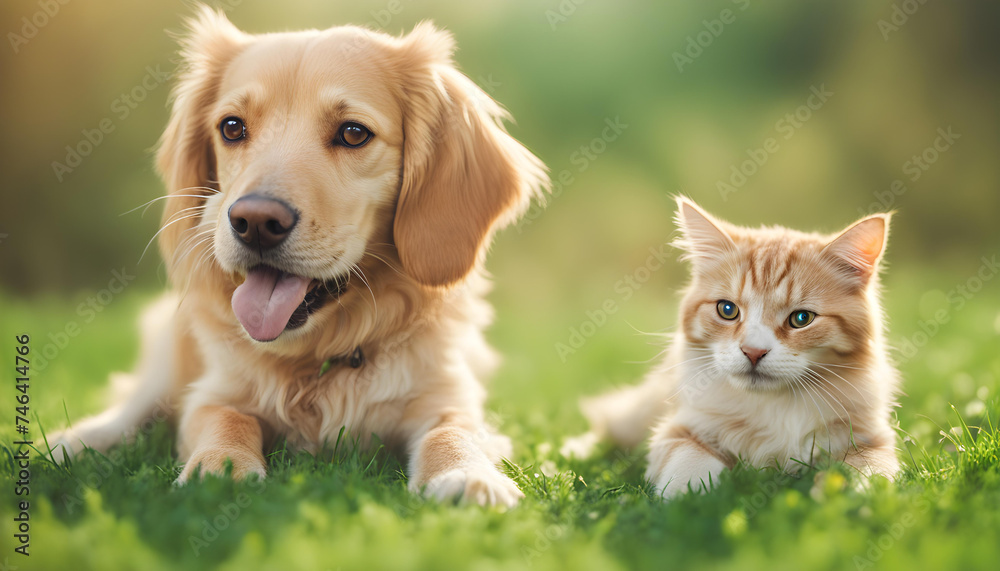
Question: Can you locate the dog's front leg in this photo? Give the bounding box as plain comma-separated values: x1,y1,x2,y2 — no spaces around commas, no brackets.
176,404,267,483
408,423,524,507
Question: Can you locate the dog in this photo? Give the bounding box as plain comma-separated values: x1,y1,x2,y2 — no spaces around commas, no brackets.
49,6,547,507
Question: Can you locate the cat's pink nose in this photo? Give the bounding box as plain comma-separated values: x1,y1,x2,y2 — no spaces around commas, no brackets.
741,346,768,366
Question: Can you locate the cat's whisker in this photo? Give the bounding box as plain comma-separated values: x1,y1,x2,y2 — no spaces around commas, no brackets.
631,350,713,367
801,370,853,433
667,360,720,400
809,363,873,408
788,381,823,458
627,348,670,365
812,361,866,371
655,354,716,374
806,369,862,411
626,322,675,340
792,376,828,430
793,376,839,452
789,382,810,426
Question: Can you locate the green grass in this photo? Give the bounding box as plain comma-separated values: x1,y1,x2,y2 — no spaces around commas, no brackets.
2,267,999,570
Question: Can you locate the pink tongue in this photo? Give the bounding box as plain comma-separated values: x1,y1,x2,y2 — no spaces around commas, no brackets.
231,266,312,342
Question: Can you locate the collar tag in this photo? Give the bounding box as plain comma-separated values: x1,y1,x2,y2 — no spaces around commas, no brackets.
349,346,365,368
319,346,365,377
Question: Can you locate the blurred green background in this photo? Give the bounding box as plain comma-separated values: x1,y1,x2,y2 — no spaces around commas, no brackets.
2,0,999,293
3,2,1000,569
2,0,999,448
3,0,999,419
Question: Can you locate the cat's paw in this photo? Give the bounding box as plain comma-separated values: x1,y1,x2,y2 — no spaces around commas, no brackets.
414,467,524,508
176,447,266,484
652,473,705,499
646,446,728,500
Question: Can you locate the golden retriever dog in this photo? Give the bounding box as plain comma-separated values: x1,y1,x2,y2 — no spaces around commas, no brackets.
49,7,547,507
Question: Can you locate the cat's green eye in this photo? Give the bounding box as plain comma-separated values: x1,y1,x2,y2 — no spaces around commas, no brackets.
716,300,740,321
789,310,816,329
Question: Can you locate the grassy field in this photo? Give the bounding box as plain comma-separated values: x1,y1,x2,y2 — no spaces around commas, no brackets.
2,261,998,570
2,1,999,569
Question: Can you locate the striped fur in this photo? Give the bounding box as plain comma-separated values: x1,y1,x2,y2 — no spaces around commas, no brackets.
565,197,900,498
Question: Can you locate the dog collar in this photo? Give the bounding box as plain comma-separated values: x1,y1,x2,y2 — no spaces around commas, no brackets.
319,346,365,377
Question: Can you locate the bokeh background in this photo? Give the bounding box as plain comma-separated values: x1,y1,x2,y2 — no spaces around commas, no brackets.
2,1,1000,569
3,0,998,429
3,0,1000,290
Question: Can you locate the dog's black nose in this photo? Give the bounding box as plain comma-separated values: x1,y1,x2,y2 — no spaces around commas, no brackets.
228,196,298,250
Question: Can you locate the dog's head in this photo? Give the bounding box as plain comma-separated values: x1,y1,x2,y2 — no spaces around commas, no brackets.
157,7,546,343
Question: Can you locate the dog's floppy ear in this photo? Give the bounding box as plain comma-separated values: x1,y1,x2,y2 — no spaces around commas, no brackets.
156,6,246,282
392,23,548,287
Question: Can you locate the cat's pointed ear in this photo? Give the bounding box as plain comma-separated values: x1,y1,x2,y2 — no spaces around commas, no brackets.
823,213,891,285
673,196,737,264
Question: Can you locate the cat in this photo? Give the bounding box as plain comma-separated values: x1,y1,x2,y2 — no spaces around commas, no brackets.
562,197,900,497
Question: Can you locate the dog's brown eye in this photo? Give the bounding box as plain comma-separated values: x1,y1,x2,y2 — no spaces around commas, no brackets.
337,123,372,148
220,117,246,142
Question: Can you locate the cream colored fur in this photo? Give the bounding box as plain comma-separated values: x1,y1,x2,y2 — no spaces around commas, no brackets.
49,7,547,508
565,197,900,498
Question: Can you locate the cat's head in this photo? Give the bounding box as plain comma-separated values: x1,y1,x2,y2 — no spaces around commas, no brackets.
674,197,890,393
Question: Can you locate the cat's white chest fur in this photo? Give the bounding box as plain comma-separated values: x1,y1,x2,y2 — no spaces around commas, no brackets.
675,372,851,471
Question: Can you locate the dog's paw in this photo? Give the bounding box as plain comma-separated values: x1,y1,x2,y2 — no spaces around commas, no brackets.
415,467,524,508
46,432,78,464
176,447,266,484
559,431,600,459
647,456,727,500
46,423,116,464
